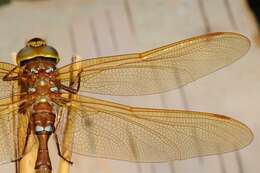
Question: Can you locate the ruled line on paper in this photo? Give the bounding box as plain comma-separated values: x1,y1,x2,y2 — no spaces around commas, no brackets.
89,18,101,56
123,0,136,35
197,0,211,32
169,161,176,173
105,9,118,51
218,154,227,173
88,7,144,172
121,5,143,172
150,164,157,173
69,21,101,173
222,0,246,161
223,0,238,30
145,54,174,173
196,1,236,171
126,127,143,173
69,24,78,54
172,68,205,167
107,4,144,173
87,13,113,173
146,54,205,172
235,152,245,173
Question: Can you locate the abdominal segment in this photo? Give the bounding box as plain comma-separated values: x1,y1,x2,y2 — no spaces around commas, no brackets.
32,102,55,172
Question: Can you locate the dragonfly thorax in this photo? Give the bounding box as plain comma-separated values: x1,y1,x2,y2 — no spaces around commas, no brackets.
21,60,61,102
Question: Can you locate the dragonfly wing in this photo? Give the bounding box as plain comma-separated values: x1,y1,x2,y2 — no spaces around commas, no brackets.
58,32,250,96
0,62,19,99
56,94,253,162
0,96,35,164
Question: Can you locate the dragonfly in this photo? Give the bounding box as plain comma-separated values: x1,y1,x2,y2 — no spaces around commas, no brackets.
0,32,253,173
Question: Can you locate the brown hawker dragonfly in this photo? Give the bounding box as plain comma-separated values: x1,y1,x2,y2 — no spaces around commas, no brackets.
0,32,253,173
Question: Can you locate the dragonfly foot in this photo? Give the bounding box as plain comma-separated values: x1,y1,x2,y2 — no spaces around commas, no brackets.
58,154,73,165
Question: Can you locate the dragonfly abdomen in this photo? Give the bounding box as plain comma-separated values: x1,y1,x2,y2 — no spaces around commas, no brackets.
33,102,55,173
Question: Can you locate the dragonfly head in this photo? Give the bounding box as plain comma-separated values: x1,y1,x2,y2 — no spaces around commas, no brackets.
16,38,60,66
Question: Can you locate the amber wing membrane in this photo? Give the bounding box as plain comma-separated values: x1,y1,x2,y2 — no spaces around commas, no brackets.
0,62,34,164
0,62,19,99
58,32,250,96
56,94,253,162
0,95,34,164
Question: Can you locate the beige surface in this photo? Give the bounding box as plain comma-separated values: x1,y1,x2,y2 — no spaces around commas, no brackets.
0,0,259,173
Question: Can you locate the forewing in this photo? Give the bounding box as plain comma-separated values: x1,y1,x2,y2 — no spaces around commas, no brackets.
0,62,19,99
58,32,250,96
56,94,253,162
0,96,35,164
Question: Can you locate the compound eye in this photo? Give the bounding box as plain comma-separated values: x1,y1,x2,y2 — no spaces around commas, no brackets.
31,67,38,74
45,67,55,73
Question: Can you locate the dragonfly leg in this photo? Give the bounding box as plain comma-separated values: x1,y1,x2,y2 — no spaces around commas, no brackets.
53,132,73,165
53,96,72,106
3,66,19,81
23,119,34,155
11,120,33,163
59,69,82,94
11,157,23,163
18,101,33,114
59,84,78,94
70,69,82,92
